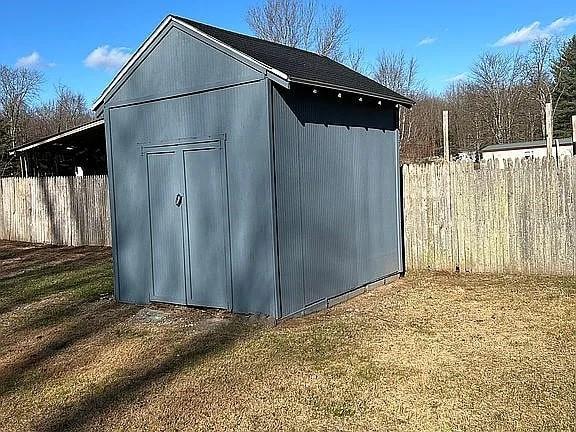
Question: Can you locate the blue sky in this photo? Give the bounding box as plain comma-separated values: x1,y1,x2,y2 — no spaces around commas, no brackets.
1,0,575,106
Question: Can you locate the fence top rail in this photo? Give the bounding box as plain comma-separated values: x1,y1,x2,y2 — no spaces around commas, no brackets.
403,155,576,171
0,175,108,181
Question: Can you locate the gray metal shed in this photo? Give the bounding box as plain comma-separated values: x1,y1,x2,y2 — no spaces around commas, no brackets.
94,15,413,319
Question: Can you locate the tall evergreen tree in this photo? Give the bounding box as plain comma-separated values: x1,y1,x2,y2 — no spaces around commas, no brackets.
553,35,576,138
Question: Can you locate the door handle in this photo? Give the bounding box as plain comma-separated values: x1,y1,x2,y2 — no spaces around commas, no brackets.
175,193,183,207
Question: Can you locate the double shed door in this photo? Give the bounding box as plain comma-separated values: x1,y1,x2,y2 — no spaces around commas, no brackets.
145,139,231,309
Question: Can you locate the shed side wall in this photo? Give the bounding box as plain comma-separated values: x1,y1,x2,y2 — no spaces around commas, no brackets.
272,87,401,317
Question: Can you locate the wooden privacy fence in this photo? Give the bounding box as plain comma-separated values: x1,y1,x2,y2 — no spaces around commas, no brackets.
0,176,111,246
403,157,576,275
2,158,576,276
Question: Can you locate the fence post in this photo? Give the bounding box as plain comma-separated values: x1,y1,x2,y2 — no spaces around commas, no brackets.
443,110,450,162
546,102,553,158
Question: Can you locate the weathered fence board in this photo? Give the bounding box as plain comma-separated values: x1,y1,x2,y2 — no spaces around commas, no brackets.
3,158,576,275
0,176,111,246
403,157,576,275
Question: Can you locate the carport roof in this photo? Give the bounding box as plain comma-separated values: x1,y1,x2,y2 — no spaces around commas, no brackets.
93,15,413,110
9,119,104,155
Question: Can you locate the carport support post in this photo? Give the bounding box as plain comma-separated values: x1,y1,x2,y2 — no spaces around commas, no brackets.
443,110,449,162
546,102,553,158
19,155,28,178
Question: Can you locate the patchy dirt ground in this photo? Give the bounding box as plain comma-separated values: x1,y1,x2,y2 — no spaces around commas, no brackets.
0,240,574,432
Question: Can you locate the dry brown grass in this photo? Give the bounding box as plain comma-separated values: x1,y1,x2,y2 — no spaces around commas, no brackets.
0,241,575,431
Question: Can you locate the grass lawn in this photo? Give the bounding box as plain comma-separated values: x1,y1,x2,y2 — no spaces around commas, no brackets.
0,240,575,431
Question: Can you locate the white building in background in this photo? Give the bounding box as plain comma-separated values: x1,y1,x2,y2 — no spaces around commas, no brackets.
481,138,574,162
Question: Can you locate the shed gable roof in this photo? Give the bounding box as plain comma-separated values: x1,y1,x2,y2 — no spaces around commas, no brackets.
174,16,413,106
93,15,413,110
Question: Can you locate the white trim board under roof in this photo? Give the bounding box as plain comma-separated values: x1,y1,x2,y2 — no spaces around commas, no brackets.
92,15,413,111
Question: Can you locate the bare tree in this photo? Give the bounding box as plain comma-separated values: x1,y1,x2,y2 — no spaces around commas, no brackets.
247,0,349,60
345,46,365,72
373,51,422,147
314,5,348,60
526,38,568,138
52,85,93,133
401,92,444,162
0,65,43,148
444,82,489,155
373,51,421,97
247,0,314,48
469,51,530,145
28,84,93,141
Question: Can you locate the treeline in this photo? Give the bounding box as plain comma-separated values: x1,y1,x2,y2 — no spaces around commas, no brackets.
397,36,576,162
0,66,93,175
2,0,576,175
247,0,576,162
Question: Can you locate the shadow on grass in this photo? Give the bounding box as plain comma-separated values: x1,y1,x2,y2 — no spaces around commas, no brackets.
0,301,138,396
0,242,256,431
0,258,113,316
0,243,124,396
34,318,252,432
0,241,110,278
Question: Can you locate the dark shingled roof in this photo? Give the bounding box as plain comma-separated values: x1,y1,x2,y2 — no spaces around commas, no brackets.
173,15,413,106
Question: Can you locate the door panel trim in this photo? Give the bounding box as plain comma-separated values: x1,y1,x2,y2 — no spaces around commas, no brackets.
145,150,188,305
143,135,232,310
182,145,232,309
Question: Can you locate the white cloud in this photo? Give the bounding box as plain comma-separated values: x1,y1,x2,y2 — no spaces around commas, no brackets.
446,72,468,83
494,16,576,46
418,36,437,46
84,46,132,72
15,51,42,68
547,16,576,32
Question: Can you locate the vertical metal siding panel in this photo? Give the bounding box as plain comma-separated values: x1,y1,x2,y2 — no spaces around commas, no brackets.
364,130,401,278
267,80,282,319
273,87,400,315
300,120,357,303
356,129,401,282
395,129,405,274
183,148,229,309
147,151,187,304
104,108,122,302
107,108,152,304
107,28,277,315
355,127,369,284
272,89,305,316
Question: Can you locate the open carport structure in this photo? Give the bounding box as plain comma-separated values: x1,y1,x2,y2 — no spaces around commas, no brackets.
9,120,106,177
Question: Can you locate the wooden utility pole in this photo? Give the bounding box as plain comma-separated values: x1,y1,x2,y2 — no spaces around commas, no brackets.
572,115,576,143
443,110,449,162
545,102,553,158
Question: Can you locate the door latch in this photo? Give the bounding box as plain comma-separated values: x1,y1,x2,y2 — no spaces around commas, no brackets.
175,193,183,207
